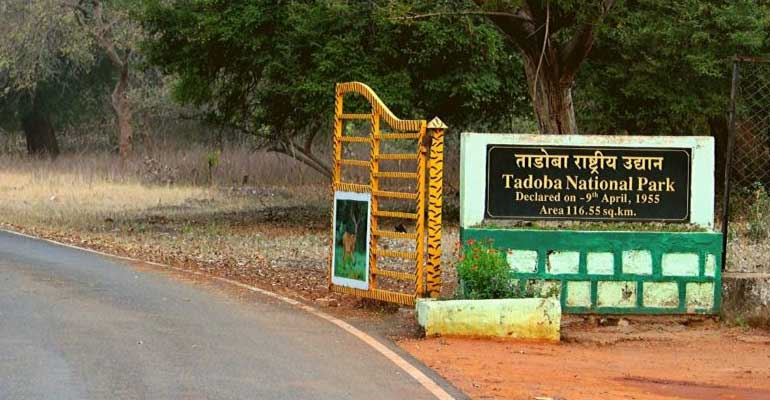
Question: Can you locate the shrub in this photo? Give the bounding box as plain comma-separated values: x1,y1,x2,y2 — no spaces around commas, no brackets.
747,183,770,243
455,239,530,300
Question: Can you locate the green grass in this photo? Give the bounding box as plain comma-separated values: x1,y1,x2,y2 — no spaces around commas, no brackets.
333,247,367,281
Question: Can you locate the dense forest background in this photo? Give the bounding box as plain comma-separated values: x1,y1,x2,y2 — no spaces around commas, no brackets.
0,0,768,187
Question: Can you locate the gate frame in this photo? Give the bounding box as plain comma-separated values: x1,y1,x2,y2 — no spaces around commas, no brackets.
328,82,446,306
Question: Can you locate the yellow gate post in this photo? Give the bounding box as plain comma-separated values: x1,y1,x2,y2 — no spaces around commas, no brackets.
414,121,427,297
329,86,344,290
369,110,381,291
426,117,447,298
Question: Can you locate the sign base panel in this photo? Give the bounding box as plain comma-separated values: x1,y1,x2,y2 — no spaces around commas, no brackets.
461,228,722,315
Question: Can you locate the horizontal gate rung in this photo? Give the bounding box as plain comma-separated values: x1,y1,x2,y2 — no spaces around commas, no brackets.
339,159,369,167
378,153,418,161
374,210,418,220
340,136,370,143
374,229,418,240
330,285,415,306
375,249,418,260
372,268,416,280
340,113,372,120
373,190,418,200
377,133,421,140
375,171,418,179
335,183,369,192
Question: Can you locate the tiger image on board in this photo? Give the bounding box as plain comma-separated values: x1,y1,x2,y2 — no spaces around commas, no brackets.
331,191,371,290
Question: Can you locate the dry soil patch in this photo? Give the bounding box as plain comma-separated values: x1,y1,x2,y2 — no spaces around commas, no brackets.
401,322,770,400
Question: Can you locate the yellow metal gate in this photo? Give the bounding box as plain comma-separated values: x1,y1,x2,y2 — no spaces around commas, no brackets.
329,82,446,305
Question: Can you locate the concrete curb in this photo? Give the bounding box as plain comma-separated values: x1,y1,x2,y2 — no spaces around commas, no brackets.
416,298,561,341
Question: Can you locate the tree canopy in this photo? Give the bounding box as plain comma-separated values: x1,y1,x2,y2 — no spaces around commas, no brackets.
0,0,143,157
467,0,618,134
0,0,98,155
3,0,769,165
578,0,770,136
140,0,530,175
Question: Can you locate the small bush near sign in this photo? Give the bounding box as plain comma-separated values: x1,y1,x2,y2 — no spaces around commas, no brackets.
456,239,534,300
332,191,371,290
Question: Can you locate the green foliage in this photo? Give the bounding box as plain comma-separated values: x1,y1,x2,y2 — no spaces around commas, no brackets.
747,183,770,243
455,239,530,300
138,0,528,146
0,0,142,142
0,0,97,131
206,149,221,169
334,249,366,281
0,58,114,138
138,0,770,144
578,0,770,135
0,0,95,92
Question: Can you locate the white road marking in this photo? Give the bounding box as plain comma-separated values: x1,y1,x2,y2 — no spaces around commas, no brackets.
1,228,456,400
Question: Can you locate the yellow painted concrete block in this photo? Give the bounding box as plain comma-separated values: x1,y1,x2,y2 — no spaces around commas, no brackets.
415,298,561,341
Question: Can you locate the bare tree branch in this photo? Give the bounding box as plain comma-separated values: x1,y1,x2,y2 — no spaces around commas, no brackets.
268,139,332,178
303,127,318,155
531,0,550,102
472,0,541,58
89,0,125,70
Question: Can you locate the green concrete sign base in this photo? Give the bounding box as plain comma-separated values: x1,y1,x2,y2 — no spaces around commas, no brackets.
416,298,561,340
461,228,722,315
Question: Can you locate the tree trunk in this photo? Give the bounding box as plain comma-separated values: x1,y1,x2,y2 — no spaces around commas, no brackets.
472,1,615,135
523,55,578,135
85,0,135,159
112,63,133,159
21,99,59,157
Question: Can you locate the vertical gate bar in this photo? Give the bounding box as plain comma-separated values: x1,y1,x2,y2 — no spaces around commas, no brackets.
426,118,447,298
369,111,381,290
721,59,740,272
415,121,428,297
330,85,344,289
332,86,344,187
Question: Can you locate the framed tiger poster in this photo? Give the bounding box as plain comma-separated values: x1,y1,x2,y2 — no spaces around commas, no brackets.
331,191,371,290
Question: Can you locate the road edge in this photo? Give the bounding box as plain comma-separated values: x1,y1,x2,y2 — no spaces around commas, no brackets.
0,228,458,400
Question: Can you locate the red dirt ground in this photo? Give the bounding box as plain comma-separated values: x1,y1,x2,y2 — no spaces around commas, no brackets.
400,319,770,400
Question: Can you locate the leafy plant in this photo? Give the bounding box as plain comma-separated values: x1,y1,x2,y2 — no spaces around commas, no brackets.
455,239,530,300
206,149,221,185
579,0,770,137
747,183,770,243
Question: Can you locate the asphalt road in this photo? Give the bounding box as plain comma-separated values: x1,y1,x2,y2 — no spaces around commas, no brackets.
0,231,454,400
